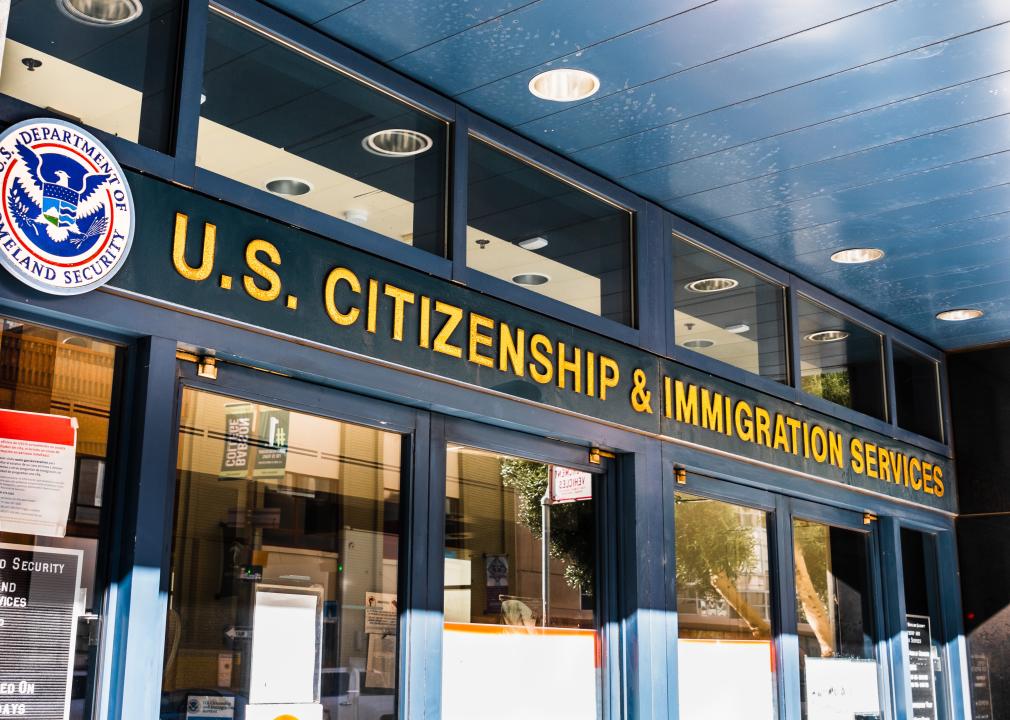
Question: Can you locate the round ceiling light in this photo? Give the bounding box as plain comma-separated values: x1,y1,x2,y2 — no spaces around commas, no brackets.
685,277,739,293
58,0,143,26
683,339,715,349
363,129,433,157
512,273,550,286
805,330,850,343
936,308,983,322
725,323,751,334
265,177,312,196
830,247,885,264
528,68,600,102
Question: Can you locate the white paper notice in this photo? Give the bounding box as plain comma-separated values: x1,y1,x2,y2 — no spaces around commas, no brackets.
0,409,78,538
248,589,319,705
805,656,882,720
364,591,397,635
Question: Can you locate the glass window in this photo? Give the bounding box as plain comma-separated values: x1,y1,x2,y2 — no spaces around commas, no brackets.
466,137,633,324
798,297,886,420
675,492,776,720
0,318,119,720
0,0,182,152
199,11,448,254
893,344,943,442
673,236,788,382
793,518,881,720
162,388,402,720
442,446,599,719
901,528,949,720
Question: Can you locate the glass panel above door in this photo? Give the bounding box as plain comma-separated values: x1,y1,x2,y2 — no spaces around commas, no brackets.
673,236,788,383
466,136,634,325
199,11,448,255
0,0,183,151
798,296,886,421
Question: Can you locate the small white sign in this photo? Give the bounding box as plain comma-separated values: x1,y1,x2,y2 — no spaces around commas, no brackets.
805,656,881,720
550,466,592,504
0,409,78,537
185,696,234,719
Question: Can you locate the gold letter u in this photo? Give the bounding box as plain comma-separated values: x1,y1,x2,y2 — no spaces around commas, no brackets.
172,212,216,281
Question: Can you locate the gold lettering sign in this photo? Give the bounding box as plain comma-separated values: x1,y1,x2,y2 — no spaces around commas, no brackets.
169,218,947,505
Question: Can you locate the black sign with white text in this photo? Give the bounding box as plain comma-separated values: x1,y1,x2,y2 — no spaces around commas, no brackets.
0,543,82,719
906,614,937,720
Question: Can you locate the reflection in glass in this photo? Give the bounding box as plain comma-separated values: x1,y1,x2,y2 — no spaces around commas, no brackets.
0,318,118,719
673,237,788,382
798,297,886,420
199,12,448,253
675,493,775,719
793,519,881,720
162,389,401,720
901,528,948,720
466,137,633,324
0,0,182,151
893,344,943,442
442,446,599,719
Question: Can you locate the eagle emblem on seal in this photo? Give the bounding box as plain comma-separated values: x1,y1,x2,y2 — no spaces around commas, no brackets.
6,140,110,253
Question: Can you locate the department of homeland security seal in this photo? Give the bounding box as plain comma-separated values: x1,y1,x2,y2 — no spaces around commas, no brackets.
0,118,134,295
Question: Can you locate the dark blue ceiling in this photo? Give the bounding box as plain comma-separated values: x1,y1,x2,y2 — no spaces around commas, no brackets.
263,0,1010,351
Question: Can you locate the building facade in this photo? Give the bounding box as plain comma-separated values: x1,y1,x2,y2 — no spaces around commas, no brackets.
0,2,980,720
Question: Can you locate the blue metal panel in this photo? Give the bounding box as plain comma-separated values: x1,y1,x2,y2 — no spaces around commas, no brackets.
623,72,1010,202
879,516,914,719
624,441,674,720
109,336,180,720
389,0,702,96
706,153,1010,241
678,115,1010,221
314,0,532,63
264,0,358,25
457,0,883,126
573,23,1010,177
524,0,1006,152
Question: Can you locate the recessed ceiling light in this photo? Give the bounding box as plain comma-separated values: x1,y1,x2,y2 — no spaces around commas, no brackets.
58,0,143,26
936,308,983,321
830,248,885,264
683,339,715,349
266,177,311,196
362,129,433,157
518,236,549,251
725,323,750,334
805,330,850,343
512,273,550,286
528,69,600,102
685,277,739,293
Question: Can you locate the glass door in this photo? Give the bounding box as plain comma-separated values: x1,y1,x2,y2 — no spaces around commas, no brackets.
438,421,614,720
790,502,885,720
674,490,778,720
160,361,419,720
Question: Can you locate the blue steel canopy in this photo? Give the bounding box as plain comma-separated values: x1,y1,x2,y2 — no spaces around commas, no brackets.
264,0,1010,351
